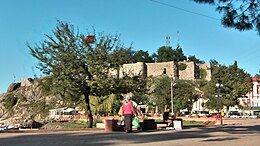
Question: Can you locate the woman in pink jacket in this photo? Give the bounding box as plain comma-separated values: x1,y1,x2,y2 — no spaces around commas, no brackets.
122,96,137,133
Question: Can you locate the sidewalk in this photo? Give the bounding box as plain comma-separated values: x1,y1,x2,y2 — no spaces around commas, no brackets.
0,118,259,146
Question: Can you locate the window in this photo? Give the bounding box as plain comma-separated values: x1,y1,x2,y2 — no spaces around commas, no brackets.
163,68,166,74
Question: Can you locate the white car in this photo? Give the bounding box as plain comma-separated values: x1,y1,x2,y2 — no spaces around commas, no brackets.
249,115,257,119
229,111,242,118
229,115,242,118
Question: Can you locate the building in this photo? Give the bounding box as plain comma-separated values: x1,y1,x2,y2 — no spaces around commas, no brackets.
109,60,212,113
49,107,78,121
238,76,260,108
110,60,212,81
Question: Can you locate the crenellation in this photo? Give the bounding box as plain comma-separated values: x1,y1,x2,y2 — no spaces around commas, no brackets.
110,61,211,81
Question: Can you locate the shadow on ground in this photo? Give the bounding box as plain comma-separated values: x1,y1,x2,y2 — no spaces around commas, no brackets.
0,124,259,146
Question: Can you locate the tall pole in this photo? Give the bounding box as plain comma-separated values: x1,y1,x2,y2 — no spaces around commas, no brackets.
216,64,223,126
171,81,173,114
166,36,170,48
216,83,223,126
218,84,223,125
171,80,176,115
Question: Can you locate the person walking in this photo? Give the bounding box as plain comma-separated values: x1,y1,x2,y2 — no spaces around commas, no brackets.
122,96,137,133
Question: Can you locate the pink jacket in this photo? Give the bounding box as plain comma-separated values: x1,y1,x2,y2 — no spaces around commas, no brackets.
122,101,136,115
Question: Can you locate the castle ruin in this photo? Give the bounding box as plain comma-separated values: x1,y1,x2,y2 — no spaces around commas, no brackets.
111,61,211,81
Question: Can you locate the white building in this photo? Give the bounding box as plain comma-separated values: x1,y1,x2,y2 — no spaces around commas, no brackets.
191,76,260,115
238,76,260,108
49,107,78,120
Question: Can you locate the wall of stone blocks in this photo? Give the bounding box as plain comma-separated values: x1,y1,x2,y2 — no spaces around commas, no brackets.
146,61,177,79
109,61,211,81
119,62,145,78
178,61,196,80
198,64,211,81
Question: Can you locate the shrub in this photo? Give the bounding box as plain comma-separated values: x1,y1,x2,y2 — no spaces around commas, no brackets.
3,95,18,109
178,63,187,71
199,68,207,79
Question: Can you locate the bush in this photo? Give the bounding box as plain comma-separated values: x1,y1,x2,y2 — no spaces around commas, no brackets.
3,95,18,109
199,68,207,79
178,63,187,71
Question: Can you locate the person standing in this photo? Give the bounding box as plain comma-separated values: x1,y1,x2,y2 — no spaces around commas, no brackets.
122,96,137,133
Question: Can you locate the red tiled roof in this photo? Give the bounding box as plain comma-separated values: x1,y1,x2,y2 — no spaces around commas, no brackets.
252,76,260,82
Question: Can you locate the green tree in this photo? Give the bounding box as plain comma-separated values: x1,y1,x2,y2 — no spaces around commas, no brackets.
133,50,154,63
209,59,220,74
174,47,187,62
221,61,252,107
156,46,186,62
256,72,260,77
151,76,198,114
172,80,198,114
28,21,147,127
110,47,135,67
151,52,158,62
157,46,175,62
28,21,95,127
193,0,260,35
209,59,219,66
150,76,171,113
188,55,205,63
203,61,252,111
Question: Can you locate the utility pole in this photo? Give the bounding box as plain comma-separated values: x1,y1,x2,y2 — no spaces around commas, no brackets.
216,82,223,125
177,31,180,48
166,36,170,48
215,64,223,125
171,80,176,115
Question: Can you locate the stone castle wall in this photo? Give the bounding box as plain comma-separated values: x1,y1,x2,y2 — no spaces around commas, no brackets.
146,61,177,79
178,61,196,80
119,62,146,78
198,64,211,81
112,61,211,81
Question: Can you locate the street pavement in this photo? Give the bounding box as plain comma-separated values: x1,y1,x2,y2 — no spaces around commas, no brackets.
0,118,259,146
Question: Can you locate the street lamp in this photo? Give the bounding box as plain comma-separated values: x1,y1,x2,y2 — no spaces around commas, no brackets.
216,82,223,125
171,81,176,115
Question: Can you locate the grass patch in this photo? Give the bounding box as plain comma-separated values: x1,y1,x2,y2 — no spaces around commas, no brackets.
155,119,203,127
183,120,203,126
46,119,104,129
47,120,88,129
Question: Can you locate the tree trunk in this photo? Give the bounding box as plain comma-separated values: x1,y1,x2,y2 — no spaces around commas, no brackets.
82,86,93,128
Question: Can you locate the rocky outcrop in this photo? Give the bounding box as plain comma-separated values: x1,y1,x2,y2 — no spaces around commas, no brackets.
0,78,59,123
6,83,21,92
21,78,33,87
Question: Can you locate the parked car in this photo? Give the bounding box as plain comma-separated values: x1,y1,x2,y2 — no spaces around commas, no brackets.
191,111,210,117
198,111,210,117
229,111,242,118
249,115,257,119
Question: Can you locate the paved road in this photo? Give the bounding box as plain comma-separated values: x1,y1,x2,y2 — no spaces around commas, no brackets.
0,119,259,146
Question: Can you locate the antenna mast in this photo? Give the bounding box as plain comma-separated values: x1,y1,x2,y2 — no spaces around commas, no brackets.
166,36,170,48
177,31,180,47
13,75,16,82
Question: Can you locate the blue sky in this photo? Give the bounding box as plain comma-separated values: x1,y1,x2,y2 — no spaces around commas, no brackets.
0,0,259,94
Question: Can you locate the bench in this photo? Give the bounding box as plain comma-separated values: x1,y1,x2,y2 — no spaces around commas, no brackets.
138,119,156,130
105,119,157,131
104,118,182,131
156,118,183,130
155,121,169,129
155,121,168,125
